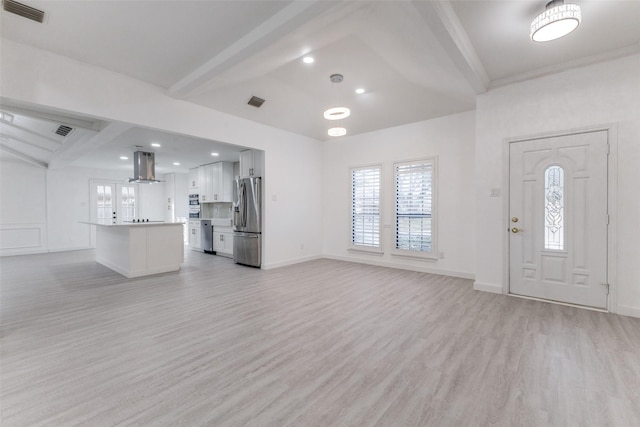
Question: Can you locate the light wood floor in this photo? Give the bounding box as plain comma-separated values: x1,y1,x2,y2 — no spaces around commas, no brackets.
1,249,639,426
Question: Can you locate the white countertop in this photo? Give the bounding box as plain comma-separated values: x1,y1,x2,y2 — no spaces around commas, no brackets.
81,221,183,227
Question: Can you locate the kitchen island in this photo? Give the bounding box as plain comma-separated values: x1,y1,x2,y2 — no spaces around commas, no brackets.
83,222,184,278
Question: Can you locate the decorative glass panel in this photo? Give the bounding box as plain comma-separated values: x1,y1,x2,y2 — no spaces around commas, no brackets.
351,167,381,248
544,166,564,250
121,186,136,222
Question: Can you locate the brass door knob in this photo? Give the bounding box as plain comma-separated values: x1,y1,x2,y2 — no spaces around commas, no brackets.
511,227,520,233
511,217,519,223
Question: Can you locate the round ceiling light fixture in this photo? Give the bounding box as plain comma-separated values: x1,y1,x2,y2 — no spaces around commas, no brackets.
323,106,351,120
530,0,581,42
328,127,347,137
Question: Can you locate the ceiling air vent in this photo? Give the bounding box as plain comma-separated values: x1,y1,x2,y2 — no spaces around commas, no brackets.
55,125,74,137
3,0,45,23
247,96,265,108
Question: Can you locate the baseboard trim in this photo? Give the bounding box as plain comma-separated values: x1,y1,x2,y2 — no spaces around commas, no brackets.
473,281,504,294
48,246,91,253
323,254,475,280
616,305,640,319
261,255,323,270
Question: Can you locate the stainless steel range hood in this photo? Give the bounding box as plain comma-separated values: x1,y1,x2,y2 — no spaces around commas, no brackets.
129,151,162,183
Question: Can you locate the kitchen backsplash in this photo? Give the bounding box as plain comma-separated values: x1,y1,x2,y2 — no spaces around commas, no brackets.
201,202,232,219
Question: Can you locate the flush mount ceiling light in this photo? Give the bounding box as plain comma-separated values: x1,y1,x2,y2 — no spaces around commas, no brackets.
531,0,581,42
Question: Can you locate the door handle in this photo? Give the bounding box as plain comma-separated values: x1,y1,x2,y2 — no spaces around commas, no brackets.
511,227,521,233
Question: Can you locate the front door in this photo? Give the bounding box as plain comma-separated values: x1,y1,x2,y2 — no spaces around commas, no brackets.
509,131,609,309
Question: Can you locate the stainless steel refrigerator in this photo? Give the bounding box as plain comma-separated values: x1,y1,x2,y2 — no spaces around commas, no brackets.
233,176,262,267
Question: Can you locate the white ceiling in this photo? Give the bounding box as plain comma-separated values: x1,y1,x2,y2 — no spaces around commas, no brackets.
1,0,639,171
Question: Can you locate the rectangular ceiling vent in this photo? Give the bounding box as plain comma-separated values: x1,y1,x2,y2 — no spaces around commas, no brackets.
247,96,266,108
54,125,74,137
3,0,45,23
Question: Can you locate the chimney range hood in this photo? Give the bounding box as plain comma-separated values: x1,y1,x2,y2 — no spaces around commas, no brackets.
129,151,163,183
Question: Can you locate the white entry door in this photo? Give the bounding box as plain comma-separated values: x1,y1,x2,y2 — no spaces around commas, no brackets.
509,131,609,309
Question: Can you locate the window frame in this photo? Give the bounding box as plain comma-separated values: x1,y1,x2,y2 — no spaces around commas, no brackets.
348,164,383,254
392,156,438,260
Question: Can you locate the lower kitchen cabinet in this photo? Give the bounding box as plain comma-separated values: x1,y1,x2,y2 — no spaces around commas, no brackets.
213,227,233,257
188,220,201,251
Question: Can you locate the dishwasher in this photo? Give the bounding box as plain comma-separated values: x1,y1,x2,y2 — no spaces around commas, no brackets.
200,219,214,253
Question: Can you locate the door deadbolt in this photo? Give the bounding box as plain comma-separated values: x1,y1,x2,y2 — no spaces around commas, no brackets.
511,217,518,223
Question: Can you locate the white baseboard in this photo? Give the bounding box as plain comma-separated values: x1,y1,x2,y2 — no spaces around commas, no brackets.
473,281,504,294
323,254,475,280
616,304,640,319
47,245,91,253
261,255,323,270
0,247,48,257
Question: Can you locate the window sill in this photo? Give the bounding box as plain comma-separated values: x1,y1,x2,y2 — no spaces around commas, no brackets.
348,247,384,256
391,251,437,262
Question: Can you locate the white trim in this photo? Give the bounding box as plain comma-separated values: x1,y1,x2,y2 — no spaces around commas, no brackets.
504,124,619,312
324,254,474,280
616,305,640,319
473,281,503,294
261,254,323,270
0,223,48,256
508,293,608,313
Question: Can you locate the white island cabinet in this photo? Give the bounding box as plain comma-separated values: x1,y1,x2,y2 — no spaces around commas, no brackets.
84,222,184,278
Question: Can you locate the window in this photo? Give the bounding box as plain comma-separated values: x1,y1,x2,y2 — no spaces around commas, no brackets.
96,184,113,224
544,165,564,250
350,166,381,251
394,158,436,257
120,186,136,222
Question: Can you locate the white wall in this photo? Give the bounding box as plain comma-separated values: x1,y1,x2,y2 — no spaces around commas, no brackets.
475,54,640,317
323,111,476,278
46,166,165,252
0,38,325,268
0,155,48,255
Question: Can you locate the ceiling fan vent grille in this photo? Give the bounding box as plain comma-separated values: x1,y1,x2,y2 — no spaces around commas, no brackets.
55,125,74,137
3,0,45,23
247,96,266,108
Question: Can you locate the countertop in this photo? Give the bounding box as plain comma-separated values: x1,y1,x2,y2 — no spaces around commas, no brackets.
80,221,183,227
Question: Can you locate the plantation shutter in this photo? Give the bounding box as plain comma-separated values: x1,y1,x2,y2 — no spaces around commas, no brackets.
395,160,433,253
351,166,381,248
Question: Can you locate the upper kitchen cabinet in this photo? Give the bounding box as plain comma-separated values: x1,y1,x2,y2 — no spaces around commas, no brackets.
188,168,199,191
199,162,234,203
239,149,264,177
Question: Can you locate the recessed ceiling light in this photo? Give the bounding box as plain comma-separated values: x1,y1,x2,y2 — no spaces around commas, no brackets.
173,162,180,166
355,88,365,95
120,156,129,160
211,152,219,156
302,56,314,64
151,143,161,147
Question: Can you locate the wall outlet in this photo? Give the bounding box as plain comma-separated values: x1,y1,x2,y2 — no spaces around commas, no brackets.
489,188,501,197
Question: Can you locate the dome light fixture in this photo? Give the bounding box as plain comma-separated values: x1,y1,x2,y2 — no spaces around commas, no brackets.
328,127,347,137
530,0,581,42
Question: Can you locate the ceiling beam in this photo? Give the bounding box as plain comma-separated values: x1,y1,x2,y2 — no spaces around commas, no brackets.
0,144,48,168
0,132,56,152
411,0,490,94
49,122,132,169
168,0,334,99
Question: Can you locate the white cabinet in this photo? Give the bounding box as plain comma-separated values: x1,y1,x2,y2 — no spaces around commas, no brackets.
199,162,234,203
188,168,199,191
213,227,233,257
239,150,264,177
188,220,201,250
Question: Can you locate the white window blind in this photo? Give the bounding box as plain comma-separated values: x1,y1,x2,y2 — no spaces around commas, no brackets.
395,159,435,254
351,166,381,249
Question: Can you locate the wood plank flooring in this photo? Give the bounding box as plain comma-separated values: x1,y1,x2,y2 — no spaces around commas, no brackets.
1,249,639,426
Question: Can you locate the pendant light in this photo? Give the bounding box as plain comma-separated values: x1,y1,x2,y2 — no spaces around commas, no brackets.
530,0,581,42
324,74,349,137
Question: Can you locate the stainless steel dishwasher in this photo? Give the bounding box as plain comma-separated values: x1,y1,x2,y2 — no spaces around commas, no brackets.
200,219,213,253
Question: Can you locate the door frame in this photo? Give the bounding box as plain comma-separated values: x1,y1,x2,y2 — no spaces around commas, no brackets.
502,123,618,313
